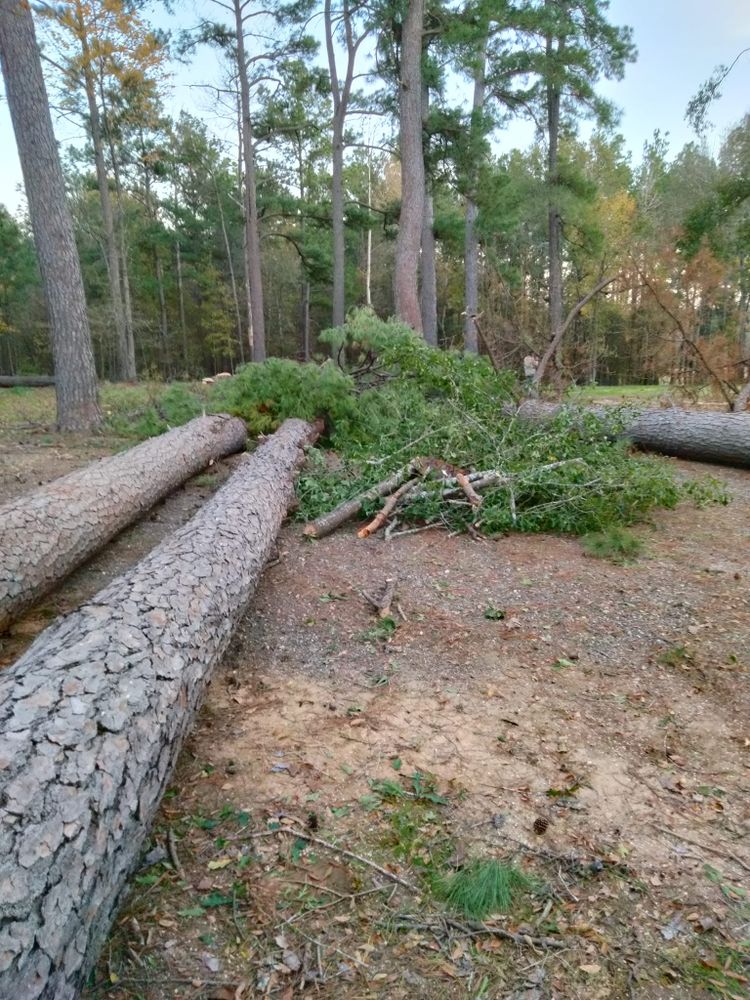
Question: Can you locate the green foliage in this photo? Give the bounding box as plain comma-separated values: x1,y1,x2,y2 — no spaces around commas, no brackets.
209,358,357,435
102,382,204,439
437,859,533,920
293,310,690,537
581,526,643,563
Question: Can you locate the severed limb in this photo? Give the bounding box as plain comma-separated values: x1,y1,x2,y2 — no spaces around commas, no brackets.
303,463,416,539
357,478,419,538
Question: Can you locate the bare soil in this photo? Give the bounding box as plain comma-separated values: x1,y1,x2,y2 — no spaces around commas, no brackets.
1,397,748,1000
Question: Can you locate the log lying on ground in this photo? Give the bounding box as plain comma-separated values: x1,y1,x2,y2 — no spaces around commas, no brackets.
0,414,247,632
513,400,750,469
0,375,55,388
0,418,317,1000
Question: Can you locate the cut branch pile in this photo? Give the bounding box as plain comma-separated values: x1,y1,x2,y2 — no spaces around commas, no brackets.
303,456,584,540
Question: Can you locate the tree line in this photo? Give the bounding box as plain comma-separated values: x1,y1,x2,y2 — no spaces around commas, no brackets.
0,0,748,402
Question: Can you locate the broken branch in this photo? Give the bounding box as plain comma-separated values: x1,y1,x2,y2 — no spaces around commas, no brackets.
303,463,416,538
357,478,418,538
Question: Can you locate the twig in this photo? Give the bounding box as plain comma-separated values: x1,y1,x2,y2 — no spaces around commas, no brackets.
166,827,185,880
231,884,246,941
387,523,441,539
282,886,390,925
650,822,750,874
274,827,416,890
391,913,565,951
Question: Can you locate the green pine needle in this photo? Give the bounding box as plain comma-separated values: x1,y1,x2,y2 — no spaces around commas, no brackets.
437,859,533,920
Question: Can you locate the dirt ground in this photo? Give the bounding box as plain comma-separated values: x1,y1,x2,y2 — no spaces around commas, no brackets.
1,393,748,1000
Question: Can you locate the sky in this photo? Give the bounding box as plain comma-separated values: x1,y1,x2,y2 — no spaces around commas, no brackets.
0,0,749,215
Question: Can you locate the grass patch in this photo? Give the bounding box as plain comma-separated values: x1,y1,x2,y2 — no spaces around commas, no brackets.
658,644,693,668
437,859,534,920
581,525,644,562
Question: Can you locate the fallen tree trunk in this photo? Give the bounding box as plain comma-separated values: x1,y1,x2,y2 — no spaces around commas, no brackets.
0,417,316,999
0,414,247,632
513,400,750,468
0,375,56,388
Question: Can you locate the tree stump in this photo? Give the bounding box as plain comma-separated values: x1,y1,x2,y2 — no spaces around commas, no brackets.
0,418,317,999
0,414,247,632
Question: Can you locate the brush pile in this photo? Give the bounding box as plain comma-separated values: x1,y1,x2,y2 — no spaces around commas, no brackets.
213,309,724,539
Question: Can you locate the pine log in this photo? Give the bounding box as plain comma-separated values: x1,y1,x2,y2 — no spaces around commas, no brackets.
0,414,247,632
0,417,317,1000
512,400,750,469
0,376,55,388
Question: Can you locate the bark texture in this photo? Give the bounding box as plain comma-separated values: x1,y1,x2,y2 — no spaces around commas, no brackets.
514,400,750,469
393,0,425,332
0,0,102,433
463,39,486,355
0,415,247,632
0,418,316,999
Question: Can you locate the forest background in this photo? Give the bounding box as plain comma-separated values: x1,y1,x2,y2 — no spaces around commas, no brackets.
0,0,749,390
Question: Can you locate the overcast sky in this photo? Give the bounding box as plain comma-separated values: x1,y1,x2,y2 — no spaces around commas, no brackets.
0,0,748,216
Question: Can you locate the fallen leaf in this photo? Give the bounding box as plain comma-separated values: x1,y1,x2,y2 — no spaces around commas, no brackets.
282,951,302,972
207,858,232,870
579,964,601,975
202,954,220,973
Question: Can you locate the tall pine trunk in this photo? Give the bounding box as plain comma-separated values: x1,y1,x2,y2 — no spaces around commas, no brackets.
394,0,425,332
0,0,102,432
325,0,363,329
546,28,564,373
419,79,437,344
234,0,266,360
463,39,487,354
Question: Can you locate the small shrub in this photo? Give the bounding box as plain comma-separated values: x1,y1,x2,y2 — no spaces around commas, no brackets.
581,526,644,562
437,859,533,920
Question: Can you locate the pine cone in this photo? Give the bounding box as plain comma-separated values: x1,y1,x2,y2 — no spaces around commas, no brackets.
533,816,550,836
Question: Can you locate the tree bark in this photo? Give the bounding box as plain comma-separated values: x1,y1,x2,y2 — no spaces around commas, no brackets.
0,415,247,632
234,0,266,361
546,16,564,370
0,0,102,433
393,0,425,332
420,188,437,344
513,400,750,468
419,78,437,344
0,418,316,999
732,379,750,412
463,38,487,355
0,375,55,388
